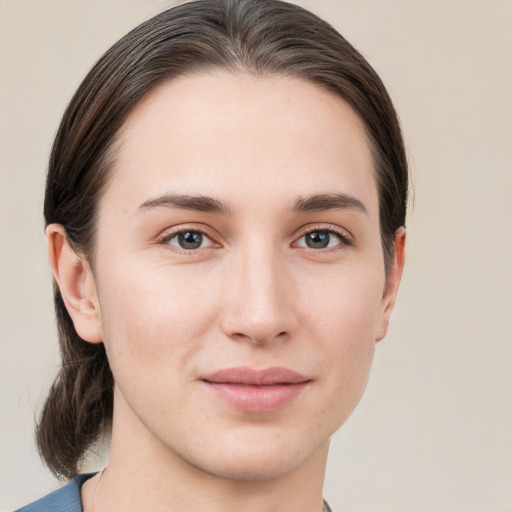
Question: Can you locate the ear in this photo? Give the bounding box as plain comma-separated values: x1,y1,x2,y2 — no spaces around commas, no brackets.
46,224,103,343
376,227,406,342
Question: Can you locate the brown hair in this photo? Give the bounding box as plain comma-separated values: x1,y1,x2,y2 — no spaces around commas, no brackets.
37,0,408,478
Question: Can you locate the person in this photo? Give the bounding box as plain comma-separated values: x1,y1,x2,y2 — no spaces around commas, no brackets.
15,0,408,510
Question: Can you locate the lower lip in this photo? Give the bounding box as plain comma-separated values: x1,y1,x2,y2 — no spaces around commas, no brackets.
203,381,309,413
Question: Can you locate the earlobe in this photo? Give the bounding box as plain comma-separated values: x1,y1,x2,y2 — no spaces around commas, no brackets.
46,224,103,343
376,227,406,342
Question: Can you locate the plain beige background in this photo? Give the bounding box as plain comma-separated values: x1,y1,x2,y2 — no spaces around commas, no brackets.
1,0,511,510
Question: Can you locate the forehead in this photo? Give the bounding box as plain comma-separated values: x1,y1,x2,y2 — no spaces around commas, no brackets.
104,70,377,217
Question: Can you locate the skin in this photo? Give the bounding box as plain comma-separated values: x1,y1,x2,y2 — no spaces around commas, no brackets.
48,71,405,512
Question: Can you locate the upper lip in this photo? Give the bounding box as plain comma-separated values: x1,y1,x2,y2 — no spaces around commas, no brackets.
201,366,310,386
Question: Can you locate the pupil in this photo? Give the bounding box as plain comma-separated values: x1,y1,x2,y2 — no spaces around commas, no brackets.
178,231,202,249
306,231,329,249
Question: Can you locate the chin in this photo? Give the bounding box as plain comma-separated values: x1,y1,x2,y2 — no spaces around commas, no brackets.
168,426,330,483
188,449,311,482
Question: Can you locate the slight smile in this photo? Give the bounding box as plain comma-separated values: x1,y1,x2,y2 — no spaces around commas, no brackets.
201,367,312,413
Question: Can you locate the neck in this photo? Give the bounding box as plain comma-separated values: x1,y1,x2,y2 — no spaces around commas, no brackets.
82,391,329,512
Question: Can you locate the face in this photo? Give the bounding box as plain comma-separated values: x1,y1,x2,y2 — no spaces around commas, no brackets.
75,71,403,481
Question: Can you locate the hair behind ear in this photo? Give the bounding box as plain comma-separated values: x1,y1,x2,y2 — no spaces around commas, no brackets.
35,286,113,479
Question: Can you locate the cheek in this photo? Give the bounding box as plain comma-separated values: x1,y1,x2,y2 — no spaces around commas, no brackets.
95,259,222,392
298,266,384,412
300,258,385,342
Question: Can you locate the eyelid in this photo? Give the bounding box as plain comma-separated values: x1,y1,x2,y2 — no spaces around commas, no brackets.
292,224,354,247
156,224,221,250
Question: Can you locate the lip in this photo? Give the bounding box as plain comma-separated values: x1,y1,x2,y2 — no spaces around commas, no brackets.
200,366,311,413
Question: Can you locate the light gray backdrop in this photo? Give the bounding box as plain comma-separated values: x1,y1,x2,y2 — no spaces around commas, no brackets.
1,0,511,510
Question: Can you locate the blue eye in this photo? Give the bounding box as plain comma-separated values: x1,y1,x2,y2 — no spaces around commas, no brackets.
166,230,212,250
296,230,345,249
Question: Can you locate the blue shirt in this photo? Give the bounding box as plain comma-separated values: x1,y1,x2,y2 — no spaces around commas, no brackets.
13,473,93,512
14,473,333,511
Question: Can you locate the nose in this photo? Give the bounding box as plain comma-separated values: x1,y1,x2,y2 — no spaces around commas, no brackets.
220,244,297,346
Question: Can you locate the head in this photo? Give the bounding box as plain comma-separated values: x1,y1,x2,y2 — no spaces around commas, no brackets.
38,0,407,480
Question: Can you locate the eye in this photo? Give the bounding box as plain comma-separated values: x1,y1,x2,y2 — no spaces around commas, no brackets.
294,229,350,250
161,229,215,250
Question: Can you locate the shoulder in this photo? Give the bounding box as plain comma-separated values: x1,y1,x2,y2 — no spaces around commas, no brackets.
13,473,95,512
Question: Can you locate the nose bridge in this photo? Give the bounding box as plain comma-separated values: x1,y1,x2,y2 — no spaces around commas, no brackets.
221,238,295,344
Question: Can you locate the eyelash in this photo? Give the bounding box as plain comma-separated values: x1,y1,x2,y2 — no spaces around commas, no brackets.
156,225,219,254
156,224,353,253
293,225,353,251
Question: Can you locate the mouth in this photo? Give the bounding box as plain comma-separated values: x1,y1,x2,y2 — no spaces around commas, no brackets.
200,366,311,413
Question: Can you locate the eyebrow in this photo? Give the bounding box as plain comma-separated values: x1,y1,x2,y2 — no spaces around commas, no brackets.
136,192,367,216
292,193,368,214
136,193,233,215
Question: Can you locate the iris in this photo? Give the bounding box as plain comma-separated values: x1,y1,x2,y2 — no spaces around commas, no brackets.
305,231,331,249
178,231,203,249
